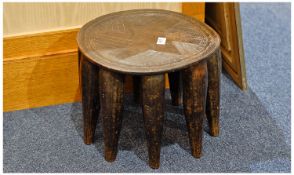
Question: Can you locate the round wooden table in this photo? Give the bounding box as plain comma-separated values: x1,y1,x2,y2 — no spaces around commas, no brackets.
77,9,221,169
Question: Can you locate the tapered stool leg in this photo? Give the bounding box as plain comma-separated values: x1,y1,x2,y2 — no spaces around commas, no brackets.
168,71,182,106
133,75,142,104
206,49,222,136
100,69,124,162
182,61,208,158
80,54,100,145
78,49,82,89
142,74,165,169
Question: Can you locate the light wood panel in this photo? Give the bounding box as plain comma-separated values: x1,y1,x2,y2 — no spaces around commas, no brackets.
4,28,79,60
4,52,80,111
3,2,181,36
182,2,205,22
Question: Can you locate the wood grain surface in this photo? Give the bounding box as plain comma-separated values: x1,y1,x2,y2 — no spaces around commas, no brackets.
182,2,205,22
100,68,125,162
3,52,81,112
77,9,220,74
206,49,222,136
4,28,79,60
80,54,100,144
4,2,181,36
142,74,165,169
182,61,208,158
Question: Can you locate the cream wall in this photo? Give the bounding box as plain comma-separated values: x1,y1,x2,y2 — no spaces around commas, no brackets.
3,2,181,37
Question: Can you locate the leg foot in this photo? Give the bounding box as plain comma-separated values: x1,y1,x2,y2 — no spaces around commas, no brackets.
182,61,208,158
100,69,124,162
142,74,165,169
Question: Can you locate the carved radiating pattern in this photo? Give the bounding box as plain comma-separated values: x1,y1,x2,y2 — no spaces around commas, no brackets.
119,50,183,66
78,9,220,74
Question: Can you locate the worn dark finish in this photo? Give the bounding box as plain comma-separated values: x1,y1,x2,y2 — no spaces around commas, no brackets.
78,49,81,73
80,53,100,145
142,74,165,169
78,49,82,90
133,75,142,104
168,71,182,106
182,61,208,158
206,49,222,136
100,68,125,162
78,49,81,88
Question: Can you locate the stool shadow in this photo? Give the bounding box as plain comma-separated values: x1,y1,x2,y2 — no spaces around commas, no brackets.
69,86,290,172
69,91,209,165
69,91,213,165
113,94,194,163
117,93,212,162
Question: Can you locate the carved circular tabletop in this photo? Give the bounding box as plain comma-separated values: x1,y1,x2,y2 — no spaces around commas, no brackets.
77,9,220,74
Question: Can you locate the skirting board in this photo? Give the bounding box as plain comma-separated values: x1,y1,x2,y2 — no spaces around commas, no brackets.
4,29,80,112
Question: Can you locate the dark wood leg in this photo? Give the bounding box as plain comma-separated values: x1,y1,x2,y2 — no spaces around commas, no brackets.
100,69,124,162
168,71,182,106
206,49,222,137
142,74,165,169
78,49,81,69
133,75,141,104
78,49,82,88
182,61,208,158
81,55,100,145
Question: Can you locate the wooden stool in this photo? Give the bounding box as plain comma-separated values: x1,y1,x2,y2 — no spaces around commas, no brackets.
77,9,221,169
